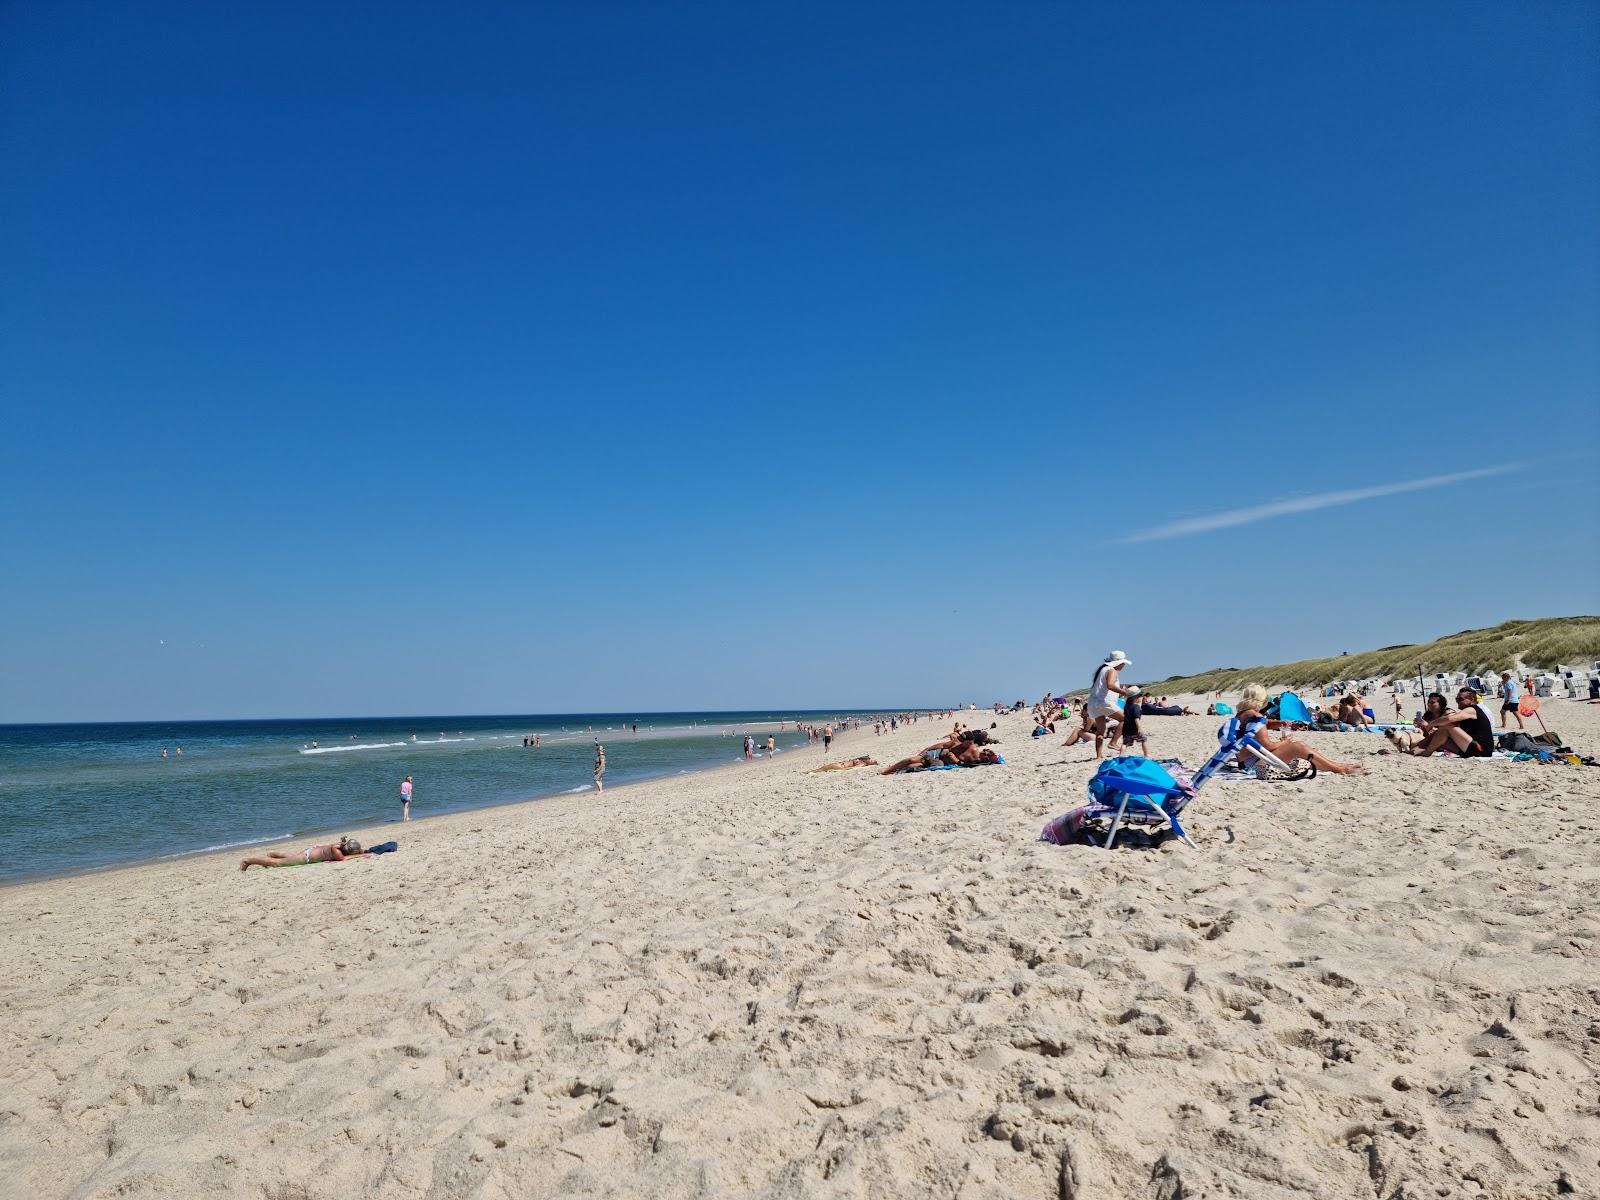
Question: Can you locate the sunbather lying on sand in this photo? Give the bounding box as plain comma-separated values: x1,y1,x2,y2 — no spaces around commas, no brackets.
812,756,879,771
240,837,371,871
1235,685,1364,775
880,743,1000,774
1140,700,1196,716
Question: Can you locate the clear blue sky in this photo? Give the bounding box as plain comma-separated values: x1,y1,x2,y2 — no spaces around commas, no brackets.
3,1,1597,722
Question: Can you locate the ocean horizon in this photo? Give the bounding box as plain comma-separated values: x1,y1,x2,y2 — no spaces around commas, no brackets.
0,708,938,884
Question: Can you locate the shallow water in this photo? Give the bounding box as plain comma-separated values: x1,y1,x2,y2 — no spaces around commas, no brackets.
0,710,878,881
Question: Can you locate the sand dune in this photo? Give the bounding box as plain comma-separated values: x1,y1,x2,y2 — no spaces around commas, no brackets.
3,704,1597,1198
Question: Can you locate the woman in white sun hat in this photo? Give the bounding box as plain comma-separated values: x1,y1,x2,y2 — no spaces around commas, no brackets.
1087,650,1138,759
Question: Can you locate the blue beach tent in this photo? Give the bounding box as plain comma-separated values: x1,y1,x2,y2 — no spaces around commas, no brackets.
1276,692,1313,724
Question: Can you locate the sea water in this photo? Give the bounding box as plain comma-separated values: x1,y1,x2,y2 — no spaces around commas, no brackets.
0,711,880,883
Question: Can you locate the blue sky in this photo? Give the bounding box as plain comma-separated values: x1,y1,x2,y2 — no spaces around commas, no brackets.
3,1,1597,722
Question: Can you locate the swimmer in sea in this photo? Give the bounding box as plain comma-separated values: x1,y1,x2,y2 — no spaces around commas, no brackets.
240,837,371,871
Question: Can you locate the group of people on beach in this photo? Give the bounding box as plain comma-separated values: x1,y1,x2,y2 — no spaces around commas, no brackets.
1051,644,1555,773
1039,651,1369,776
1046,650,1146,759
1386,689,1499,757
741,733,776,760
878,725,1002,774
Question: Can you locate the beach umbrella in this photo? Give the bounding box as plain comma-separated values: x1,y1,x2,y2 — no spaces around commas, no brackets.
1276,692,1312,724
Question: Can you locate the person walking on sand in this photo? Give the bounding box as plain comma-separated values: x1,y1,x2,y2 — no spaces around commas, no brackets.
594,742,605,792
400,775,413,821
1087,650,1136,758
823,724,833,753
1498,674,1524,730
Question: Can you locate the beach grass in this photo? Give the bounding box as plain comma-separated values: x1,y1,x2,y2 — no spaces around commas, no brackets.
1140,615,1600,694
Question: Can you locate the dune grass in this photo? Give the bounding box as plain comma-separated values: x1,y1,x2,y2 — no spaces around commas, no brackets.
1139,617,1600,695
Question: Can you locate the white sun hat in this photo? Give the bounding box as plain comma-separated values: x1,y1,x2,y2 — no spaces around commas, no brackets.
1104,650,1132,667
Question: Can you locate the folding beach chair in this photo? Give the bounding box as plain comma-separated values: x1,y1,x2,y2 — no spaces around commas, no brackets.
1041,717,1308,851
1188,712,1312,788
1038,756,1197,850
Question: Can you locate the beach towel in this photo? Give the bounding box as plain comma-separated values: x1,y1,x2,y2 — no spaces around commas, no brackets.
1154,749,1283,782
928,754,1004,770
1314,721,1412,733
1210,762,1313,782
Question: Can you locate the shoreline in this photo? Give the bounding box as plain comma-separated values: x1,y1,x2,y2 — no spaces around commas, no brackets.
0,718,902,891
0,710,941,887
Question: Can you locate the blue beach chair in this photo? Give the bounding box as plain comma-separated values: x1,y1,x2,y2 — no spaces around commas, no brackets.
1038,756,1195,849
1042,715,1305,850
1186,711,1312,788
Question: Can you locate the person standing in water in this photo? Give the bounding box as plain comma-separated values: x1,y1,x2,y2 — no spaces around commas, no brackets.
400,775,413,822
766,734,775,758
594,742,606,792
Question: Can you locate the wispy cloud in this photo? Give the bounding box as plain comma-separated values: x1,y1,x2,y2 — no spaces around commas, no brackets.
1120,464,1518,544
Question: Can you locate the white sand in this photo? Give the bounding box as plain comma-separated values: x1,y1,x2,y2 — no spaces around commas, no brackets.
3,703,1598,1198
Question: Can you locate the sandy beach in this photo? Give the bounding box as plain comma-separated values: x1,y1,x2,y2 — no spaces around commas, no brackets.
4,703,1598,1198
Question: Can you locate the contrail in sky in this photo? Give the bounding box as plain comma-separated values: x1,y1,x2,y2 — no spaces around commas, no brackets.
1120,463,1518,543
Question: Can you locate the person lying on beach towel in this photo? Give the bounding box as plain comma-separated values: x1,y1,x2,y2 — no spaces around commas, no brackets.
880,744,1001,774
1387,686,1496,757
1233,685,1364,775
240,837,372,871
812,756,879,772
1140,700,1195,716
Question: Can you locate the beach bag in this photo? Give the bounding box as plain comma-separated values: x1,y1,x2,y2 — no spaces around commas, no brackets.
1498,732,1541,755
